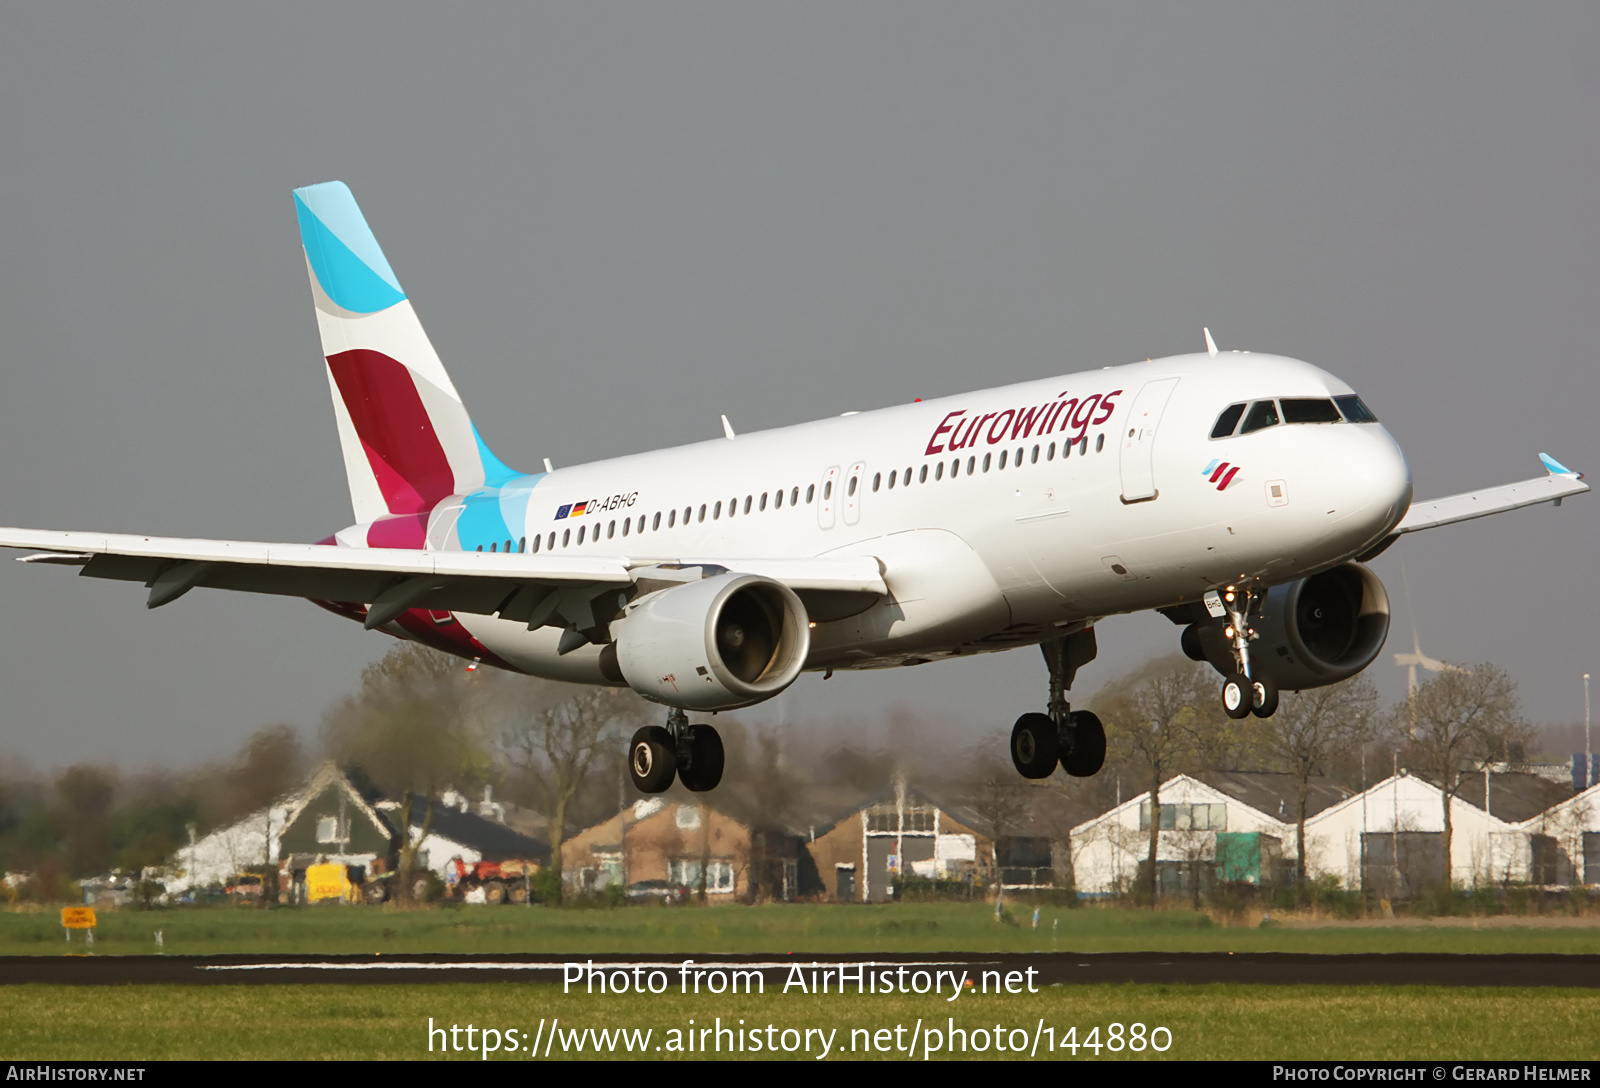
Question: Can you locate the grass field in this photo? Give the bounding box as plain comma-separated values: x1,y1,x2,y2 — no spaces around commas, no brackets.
6,901,1600,956
1,982,1596,1060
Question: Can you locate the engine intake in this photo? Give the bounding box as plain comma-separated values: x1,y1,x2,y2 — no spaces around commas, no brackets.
613,572,810,711
1184,562,1391,690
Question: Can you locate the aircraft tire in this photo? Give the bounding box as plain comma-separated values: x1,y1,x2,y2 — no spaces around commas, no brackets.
1250,674,1280,718
1010,713,1060,779
678,724,725,793
1061,710,1106,778
1221,674,1252,720
629,726,678,794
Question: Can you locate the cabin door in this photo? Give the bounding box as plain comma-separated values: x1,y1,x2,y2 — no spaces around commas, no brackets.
1119,377,1180,503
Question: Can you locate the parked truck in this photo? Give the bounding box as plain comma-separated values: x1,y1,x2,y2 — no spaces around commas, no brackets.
447,858,541,904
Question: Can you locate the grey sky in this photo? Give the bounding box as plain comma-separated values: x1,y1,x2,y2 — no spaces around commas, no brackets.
0,4,1595,767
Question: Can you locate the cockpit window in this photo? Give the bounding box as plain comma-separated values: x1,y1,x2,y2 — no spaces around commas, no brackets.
1239,399,1280,434
1210,403,1246,439
1280,398,1342,424
1334,394,1378,423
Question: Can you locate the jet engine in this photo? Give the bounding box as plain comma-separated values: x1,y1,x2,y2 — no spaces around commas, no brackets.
612,572,810,711
1182,562,1391,691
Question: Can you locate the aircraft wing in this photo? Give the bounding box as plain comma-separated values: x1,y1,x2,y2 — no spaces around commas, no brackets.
1393,456,1588,535
0,527,887,628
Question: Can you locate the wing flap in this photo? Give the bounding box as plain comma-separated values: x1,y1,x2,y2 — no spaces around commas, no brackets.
0,528,887,619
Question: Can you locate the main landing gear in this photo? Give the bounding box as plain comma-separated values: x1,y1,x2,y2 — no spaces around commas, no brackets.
629,708,725,794
1214,585,1278,721
1010,629,1106,780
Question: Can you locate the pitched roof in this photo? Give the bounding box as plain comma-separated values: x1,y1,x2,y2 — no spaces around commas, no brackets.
1200,770,1352,821
1450,771,1573,824
396,799,550,864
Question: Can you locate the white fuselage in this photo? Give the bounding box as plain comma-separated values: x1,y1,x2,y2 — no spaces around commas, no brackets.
370,351,1412,683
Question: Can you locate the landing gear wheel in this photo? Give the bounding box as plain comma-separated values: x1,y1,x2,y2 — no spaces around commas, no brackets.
1010,713,1061,779
1221,673,1252,720
1249,674,1280,718
1060,710,1106,778
677,724,725,792
629,725,678,793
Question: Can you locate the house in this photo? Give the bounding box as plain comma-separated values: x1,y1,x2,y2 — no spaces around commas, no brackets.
803,788,991,902
563,798,798,901
1301,772,1535,894
1508,779,1598,886
166,763,548,901
1069,773,1311,897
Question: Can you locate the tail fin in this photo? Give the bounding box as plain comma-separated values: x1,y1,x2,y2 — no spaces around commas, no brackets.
293,181,518,524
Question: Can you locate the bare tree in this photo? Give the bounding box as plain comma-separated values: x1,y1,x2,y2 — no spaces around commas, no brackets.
500,686,649,898
321,643,491,903
1257,676,1380,893
1395,663,1530,886
1097,658,1214,902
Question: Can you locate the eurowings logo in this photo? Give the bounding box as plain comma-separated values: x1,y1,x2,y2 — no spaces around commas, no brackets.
1202,459,1241,490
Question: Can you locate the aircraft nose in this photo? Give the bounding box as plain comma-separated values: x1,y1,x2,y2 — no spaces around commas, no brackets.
1351,426,1413,537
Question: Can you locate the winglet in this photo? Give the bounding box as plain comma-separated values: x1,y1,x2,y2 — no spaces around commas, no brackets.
1539,452,1581,478
1203,328,1218,357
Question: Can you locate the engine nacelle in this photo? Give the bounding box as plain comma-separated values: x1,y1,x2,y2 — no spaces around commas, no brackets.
613,572,810,711
1183,562,1391,691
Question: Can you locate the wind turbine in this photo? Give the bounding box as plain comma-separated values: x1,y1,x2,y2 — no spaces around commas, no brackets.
1393,558,1469,732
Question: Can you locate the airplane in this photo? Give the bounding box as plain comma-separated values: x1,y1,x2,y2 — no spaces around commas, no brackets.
1,182,1587,794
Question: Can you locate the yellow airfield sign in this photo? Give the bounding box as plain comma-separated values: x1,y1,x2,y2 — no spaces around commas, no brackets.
61,907,96,929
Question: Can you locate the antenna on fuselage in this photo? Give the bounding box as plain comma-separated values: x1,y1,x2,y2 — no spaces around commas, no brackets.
1203,327,1219,357
721,414,737,440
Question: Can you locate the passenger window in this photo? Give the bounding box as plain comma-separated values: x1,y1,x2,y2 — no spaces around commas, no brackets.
822,481,831,500
713,502,721,520
999,450,1008,470
607,520,615,539
935,462,944,481
949,458,958,477
1047,442,1055,461
759,492,768,510
872,473,880,492
806,485,814,504
1281,398,1341,424
577,526,585,544
1014,446,1023,465
966,456,975,475
621,519,629,537
532,535,541,553
684,506,692,523
1240,400,1280,434
887,471,896,489
518,537,526,553
1031,445,1040,464
489,542,497,552
698,504,706,522
744,495,752,514
1211,402,1247,438
847,477,858,496
919,465,928,483
1334,394,1379,423
791,487,800,505
774,489,783,509
1096,434,1105,452
982,453,991,472
547,532,556,550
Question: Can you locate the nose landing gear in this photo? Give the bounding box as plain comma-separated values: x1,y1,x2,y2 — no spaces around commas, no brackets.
1214,585,1279,719
1008,629,1107,781
628,708,725,794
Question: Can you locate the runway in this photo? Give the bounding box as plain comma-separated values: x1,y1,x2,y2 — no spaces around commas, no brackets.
3,952,1598,987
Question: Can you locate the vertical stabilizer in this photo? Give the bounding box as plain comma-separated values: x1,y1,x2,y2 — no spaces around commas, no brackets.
293,181,517,525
